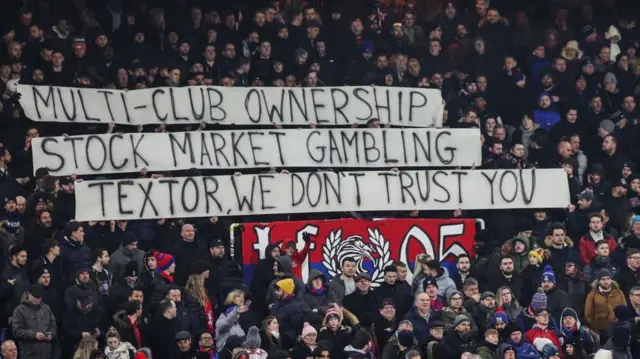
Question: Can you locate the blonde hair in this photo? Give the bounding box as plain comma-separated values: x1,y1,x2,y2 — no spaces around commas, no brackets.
73,338,98,359
184,274,208,307
224,289,245,306
495,286,520,308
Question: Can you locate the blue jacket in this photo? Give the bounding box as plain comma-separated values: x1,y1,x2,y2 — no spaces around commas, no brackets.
533,108,561,131
403,306,436,345
506,338,540,359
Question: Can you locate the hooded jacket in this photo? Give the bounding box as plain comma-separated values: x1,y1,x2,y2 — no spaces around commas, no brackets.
108,244,145,280
585,280,627,331
264,256,305,306
303,269,329,312
414,267,457,300
559,308,596,354
11,294,57,359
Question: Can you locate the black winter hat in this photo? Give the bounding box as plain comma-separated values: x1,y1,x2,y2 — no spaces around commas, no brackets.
124,261,139,277
502,322,521,338
121,232,138,246
189,260,211,276
397,330,414,348
422,276,438,291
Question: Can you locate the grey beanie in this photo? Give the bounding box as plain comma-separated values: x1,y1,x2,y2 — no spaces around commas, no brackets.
604,72,618,85
597,268,612,280
447,290,463,305
599,119,616,134
453,314,470,327
243,326,261,349
295,47,309,60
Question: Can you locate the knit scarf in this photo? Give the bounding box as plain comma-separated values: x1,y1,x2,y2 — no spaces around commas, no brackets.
561,325,578,338
159,271,174,284
311,286,326,295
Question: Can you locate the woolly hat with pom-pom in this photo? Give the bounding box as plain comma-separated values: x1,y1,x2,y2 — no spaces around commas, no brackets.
243,326,261,349
491,307,509,325
531,288,548,310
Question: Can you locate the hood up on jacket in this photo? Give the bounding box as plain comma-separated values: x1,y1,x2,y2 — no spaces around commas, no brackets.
306,269,326,287
560,307,582,329
276,255,293,273
507,233,531,254
264,244,279,259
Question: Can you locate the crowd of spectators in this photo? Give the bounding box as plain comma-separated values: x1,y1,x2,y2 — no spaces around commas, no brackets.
1,0,640,359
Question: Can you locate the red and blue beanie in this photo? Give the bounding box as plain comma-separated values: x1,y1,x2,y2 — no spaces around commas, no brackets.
155,252,175,273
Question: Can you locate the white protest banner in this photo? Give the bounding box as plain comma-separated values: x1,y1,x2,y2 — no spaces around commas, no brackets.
18,85,444,127
33,128,481,176
74,169,570,221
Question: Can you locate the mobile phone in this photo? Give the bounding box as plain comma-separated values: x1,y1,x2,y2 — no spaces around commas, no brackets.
245,300,252,307
44,332,51,336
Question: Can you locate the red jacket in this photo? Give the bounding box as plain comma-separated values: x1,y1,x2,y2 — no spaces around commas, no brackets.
525,326,562,357
578,233,617,264
281,240,311,279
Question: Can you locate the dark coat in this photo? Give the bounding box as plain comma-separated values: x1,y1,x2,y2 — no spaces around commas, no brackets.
544,286,571,325
149,315,177,359
41,284,63,326
272,296,305,349
60,306,102,355
403,307,436,345
60,236,92,285
112,310,144,349
302,269,330,313
171,239,208,286
444,331,478,359
149,274,173,314
615,265,640,295
250,245,279,315
0,263,29,324
317,326,354,359
207,255,242,306
343,290,378,322
374,281,412,316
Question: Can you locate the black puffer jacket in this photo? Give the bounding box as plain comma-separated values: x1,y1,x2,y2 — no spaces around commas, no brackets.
149,274,173,314
60,236,92,286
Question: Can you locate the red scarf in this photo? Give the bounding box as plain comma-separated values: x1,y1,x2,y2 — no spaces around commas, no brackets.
160,271,174,284
204,297,215,333
129,316,142,348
